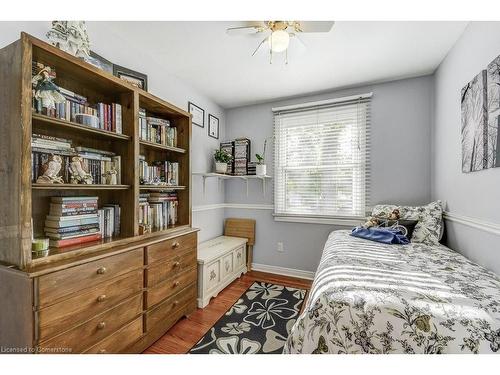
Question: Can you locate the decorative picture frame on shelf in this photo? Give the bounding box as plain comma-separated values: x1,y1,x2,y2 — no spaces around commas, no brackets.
113,64,148,91
88,51,113,73
188,102,205,128
208,114,219,139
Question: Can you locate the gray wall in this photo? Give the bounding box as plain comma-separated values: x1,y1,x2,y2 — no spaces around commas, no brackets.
432,22,500,275
0,21,226,243
224,76,434,272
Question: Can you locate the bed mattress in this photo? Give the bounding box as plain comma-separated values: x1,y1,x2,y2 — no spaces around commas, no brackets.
284,230,500,354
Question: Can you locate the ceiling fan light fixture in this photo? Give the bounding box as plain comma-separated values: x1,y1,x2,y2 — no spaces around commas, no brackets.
269,30,290,53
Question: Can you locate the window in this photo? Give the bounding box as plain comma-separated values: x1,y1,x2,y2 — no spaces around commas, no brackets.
273,93,371,223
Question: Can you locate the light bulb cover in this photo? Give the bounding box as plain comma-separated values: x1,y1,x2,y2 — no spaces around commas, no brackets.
269,30,290,53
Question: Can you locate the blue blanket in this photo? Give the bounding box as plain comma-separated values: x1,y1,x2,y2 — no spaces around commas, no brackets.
350,226,409,245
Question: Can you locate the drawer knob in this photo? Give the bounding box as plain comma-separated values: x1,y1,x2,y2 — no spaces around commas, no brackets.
172,242,180,249
96,267,107,275
174,281,180,287
97,321,106,330
97,294,107,302
173,261,180,268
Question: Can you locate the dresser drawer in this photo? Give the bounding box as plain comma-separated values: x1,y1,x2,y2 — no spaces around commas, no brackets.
38,269,143,341
147,232,197,264
84,317,143,354
145,283,196,332
146,248,196,287
37,248,144,307
221,252,234,280
146,267,197,309
39,293,143,353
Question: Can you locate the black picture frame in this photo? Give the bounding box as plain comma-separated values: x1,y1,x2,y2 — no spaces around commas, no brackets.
208,114,219,139
113,64,148,91
88,51,113,73
188,102,205,128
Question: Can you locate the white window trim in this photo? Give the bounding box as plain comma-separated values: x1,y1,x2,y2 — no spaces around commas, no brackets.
273,93,372,224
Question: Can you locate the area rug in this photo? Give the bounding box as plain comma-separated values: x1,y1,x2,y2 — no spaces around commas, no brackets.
189,281,307,354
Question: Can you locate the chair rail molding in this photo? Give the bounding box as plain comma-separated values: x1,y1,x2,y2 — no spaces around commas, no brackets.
193,203,274,212
443,211,500,236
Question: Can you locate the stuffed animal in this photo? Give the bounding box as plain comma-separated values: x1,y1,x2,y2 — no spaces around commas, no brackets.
362,217,380,229
388,209,400,221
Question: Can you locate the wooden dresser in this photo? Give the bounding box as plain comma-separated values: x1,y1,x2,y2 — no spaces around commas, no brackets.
0,228,198,354
0,33,198,353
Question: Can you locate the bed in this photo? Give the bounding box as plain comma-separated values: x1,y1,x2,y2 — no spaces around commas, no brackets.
284,230,500,354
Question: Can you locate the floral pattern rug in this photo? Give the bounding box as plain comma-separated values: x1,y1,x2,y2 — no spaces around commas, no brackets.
189,282,307,354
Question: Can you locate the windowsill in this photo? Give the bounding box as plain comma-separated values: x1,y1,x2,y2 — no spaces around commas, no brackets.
273,215,363,226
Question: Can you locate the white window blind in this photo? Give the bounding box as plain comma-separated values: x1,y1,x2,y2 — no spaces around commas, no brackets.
273,94,371,221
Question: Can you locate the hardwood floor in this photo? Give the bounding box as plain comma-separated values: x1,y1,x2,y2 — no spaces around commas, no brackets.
143,271,312,354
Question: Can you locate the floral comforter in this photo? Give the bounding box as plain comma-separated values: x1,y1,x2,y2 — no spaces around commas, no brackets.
284,230,500,354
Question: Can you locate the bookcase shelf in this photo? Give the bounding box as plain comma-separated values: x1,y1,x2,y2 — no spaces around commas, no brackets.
139,140,186,154
32,113,131,141
0,32,193,268
32,183,131,190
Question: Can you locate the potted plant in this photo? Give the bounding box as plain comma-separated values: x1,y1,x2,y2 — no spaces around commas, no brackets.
214,149,232,174
255,138,269,176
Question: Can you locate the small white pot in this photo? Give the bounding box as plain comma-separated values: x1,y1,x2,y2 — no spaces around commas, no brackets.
256,164,267,176
215,162,227,174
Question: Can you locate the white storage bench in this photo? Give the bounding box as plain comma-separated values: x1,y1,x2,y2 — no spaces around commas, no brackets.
197,236,248,308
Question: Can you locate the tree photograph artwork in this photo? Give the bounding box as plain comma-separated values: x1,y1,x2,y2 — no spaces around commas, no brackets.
461,70,487,173
487,54,500,168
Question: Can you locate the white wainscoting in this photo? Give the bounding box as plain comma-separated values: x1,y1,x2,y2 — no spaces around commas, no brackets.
443,211,500,236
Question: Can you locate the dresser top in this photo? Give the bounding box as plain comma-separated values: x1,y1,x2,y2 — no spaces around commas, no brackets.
198,236,247,264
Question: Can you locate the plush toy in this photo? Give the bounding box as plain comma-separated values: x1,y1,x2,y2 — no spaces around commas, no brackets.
388,209,401,221
362,217,380,229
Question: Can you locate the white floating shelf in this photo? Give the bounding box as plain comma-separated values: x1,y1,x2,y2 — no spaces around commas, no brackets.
192,172,272,196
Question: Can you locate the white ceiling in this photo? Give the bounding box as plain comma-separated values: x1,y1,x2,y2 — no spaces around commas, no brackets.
98,21,468,108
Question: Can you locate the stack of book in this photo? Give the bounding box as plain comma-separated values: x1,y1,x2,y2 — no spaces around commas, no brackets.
247,161,257,175
138,108,177,147
32,61,122,134
76,146,121,185
138,192,178,230
98,204,121,238
31,133,74,183
139,155,179,185
44,196,101,248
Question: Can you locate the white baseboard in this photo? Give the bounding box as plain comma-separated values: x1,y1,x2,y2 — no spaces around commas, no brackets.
251,263,315,280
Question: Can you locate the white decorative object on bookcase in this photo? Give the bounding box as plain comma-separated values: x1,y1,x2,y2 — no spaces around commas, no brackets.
46,21,91,59
255,138,269,176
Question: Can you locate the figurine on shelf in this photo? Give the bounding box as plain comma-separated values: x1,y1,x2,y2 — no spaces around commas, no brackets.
46,21,91,59
139,224,151,235
69,156,93,184
36,154,64,184
31,65,66,110
103,168,117,185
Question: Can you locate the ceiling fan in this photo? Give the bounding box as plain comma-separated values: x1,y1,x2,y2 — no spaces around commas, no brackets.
226,21,335,64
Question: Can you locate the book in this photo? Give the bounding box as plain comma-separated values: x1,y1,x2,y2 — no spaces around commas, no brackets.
45,228,100,240
44,223,100,234
50,196,98,203
45,213,99,222
49,233,102,248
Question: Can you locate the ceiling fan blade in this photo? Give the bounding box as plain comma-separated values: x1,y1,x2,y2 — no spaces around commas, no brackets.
290,33,306,49
252,37,269,56
295,21,335,33
226,25,264,36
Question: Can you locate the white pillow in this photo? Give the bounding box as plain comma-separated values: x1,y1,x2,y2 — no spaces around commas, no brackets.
371,201,444,246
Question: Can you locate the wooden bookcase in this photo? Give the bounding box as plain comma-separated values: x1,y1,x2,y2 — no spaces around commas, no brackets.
0,32,192,270
0,33,198,353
